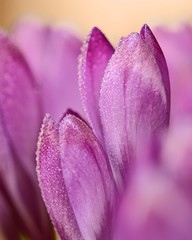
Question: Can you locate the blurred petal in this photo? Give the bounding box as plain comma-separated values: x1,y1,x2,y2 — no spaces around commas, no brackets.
154,25,192,120
162,120,192,198
100,31,169,187
36,114,83,240
0,122,52,239
0,32,52,240
79,27,114,142
0,31,41,175
59,114,115,240
12,19,84,119
0,192,20,240
115,167,192,240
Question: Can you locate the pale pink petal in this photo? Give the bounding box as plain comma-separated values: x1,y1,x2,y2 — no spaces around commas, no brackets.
100,32,169,187
59,114,115,240
12,19,84,120
79,27,114,141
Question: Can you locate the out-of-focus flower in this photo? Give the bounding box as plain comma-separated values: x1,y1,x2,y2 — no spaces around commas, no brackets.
115,120,192,240
12,19,84,120
154,24,192,122
37,25,170,240
0,31,52,240
0,20,82,239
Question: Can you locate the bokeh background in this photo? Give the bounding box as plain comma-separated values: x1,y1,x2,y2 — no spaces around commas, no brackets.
0,0,191,42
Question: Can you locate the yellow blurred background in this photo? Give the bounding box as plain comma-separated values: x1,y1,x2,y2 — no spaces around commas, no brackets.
0,0,191,42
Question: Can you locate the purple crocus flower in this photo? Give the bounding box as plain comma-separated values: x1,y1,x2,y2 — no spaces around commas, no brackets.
0,20,82,239
154,24,192,122
37,25,170,239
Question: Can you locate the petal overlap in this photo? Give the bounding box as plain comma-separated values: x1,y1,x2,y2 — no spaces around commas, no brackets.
36,24,171,240
37,114,115,240
37,115,82,240
79,27,114,142
59,114,115,240
100,31,169,187
140,24,170,110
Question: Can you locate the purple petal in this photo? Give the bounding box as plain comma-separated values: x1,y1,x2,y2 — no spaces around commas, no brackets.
0,32,52,240
162,120,192,198
36,114,82,240
0,125,52,240
140,24,170,115
0,31,41,176
0,193,20,240
79,27,114,142
154,25,192,120
37,113,115,240
115,167,192,240
12,19,84,120
100,33,169,187
59,114,115,240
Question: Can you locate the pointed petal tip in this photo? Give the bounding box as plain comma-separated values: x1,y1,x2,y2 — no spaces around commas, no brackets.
142,23,150,30
117,32,141,49
60,113,76,125
59,109,86,124
43,113,53,124
59,113,85,134
79,26,108,62
86,26,109,47
38,114,56,139
78,25,114,142
140,24,153,37
90,26,102,35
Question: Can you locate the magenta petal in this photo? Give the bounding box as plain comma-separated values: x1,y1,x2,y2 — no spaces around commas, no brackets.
36,115,82,240
100,33,169,187
0,31,41,176
79,27,114,141
59,114,115,240
12,19,84,120
140,24,170,116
